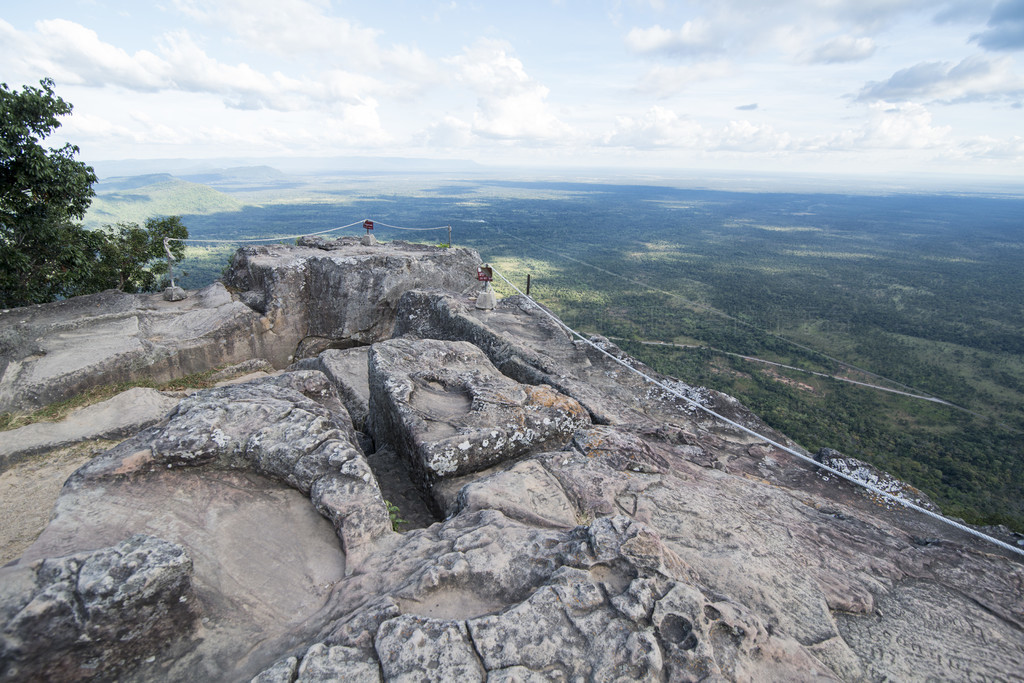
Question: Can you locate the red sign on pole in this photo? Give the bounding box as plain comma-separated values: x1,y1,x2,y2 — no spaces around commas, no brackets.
477,265,493,282
363,219,374,231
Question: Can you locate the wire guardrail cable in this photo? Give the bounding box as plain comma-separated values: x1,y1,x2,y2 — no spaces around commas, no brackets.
490,265,1024,560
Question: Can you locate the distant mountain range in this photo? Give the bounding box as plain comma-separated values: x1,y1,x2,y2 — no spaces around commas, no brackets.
89,156,484,180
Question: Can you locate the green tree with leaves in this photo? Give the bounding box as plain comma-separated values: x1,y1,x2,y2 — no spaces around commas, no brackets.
1,79,98,308
1,80,190,307
87,216,189,293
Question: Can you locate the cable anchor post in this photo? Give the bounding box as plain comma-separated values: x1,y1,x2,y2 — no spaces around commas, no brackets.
475,263,496,310
361,219,377,246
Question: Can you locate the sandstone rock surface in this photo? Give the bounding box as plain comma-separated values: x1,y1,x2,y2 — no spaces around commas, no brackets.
0,240,481,415
0,534,197,681
0,283,273,414
368,337,589,484
0,387,179,471
223,238,480,363
4,244,1023,682
290,347,371,431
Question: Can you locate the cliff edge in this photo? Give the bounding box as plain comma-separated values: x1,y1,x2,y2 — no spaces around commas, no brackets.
1,238,1021,681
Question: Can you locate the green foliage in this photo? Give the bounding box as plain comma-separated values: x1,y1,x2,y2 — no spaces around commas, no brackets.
385,500,408,532
0,81,192,306
86,216,189,292
0,79,98,307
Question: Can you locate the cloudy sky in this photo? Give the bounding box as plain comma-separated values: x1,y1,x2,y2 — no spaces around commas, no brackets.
3,0,1023,178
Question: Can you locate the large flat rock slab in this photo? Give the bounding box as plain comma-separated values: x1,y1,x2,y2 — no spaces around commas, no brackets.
0,283,276,413
368,338,589,483
0,387,179,471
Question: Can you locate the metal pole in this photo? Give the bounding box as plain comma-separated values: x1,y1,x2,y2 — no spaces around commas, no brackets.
448,224,452,248
526,273,531,296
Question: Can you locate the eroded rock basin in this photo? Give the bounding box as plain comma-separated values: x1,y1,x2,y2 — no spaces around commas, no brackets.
20,469,347,681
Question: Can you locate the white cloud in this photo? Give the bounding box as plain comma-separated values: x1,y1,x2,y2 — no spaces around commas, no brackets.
857,55,1024,103
714,120,792,151
156,31,302,110
808,35,877,63
29,19,167,90
447,39,574,141
625,20,721,56
419,116,474,148
2,18,394,113
170,0,437,82
64,111,181,145
65,99,392,157
602,101,948,156
172,0,380,61
602,106,707,148
828,101,953,149
958,135,1024,159
601,107,790,152
633,61,734,96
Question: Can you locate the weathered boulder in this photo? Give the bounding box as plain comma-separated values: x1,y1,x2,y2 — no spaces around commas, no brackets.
0,534,197,681
290,347,371,431
368,337,590,484
393,290,777,440
71,372,391,562
0,283,275,414
162,285,188,301
223,239,480,363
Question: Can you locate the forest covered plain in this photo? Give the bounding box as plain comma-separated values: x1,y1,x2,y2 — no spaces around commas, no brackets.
86,167,1024,531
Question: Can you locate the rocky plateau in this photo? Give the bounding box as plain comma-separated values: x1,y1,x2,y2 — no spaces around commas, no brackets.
1,237,1022,681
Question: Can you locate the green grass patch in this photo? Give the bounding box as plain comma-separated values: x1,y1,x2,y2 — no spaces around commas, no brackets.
0,367,228,433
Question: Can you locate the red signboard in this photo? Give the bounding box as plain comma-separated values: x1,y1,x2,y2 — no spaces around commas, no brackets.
477,265,493,282
363,219,374,231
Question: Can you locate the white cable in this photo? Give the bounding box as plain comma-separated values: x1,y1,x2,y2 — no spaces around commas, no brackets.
166,220,365,244
372,221,449,231
491,266,1024,560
